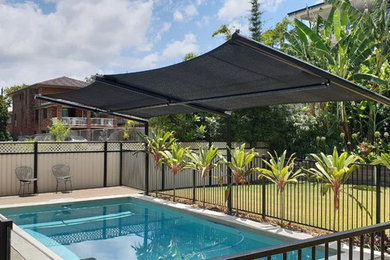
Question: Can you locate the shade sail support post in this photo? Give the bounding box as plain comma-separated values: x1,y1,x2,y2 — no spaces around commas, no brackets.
144,122,149,195
225,116,233,215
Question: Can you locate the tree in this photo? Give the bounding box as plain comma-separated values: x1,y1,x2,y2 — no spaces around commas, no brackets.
0,95,11,141
183,53,197,61
257,150,304,226
309,148,367,231
249,0,263,41
159,142,189,202
48,119,70,141
122,120,135,140
187,146,221,208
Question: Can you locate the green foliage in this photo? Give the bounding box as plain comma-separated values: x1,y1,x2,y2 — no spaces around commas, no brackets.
212,24,233,40
138,129,175,168
122,120,135,140
149,114,206,142
0,95,11,141
225,144,258,184
159,142,190,201
372,153,390,170
187,146,221,179
249,0,263,41
309,147,366,230
261,18,290,48
48,119,70,142
183,53,197,61
257,150,305,225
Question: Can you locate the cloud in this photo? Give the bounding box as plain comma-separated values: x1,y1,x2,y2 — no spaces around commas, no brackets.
162,33,198,59
173,10,184,21
218,0,286,21
0,0,155,86
173,4,198,22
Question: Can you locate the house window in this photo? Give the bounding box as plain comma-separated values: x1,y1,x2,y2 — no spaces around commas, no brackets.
62,108,76,117
42,109,47,119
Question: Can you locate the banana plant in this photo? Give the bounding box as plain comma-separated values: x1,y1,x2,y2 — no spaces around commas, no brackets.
309,147,367,231
257,150,305,227
372,153,390,170
187,146,221,208
138,129,175,195
224,144,258,214
159,142,189,202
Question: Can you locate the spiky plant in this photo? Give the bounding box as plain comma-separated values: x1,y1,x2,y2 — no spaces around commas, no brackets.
138,129,175,195
187,146,221,208
159,142,189,202
257,150,305,226
224,144,258,214
309,147,364,231
372,153,390,170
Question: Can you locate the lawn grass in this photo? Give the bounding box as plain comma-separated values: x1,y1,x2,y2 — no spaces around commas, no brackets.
160,182,390,231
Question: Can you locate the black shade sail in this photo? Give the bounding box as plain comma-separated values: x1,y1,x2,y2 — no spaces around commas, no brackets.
39,32,390,121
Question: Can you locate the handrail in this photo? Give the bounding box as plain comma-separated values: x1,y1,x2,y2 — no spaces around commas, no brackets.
212,222,390,259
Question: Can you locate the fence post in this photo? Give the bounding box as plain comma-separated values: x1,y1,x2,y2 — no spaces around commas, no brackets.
119,142,123,186
376,165,381,224
33,141,38,193
193,169,196,203
144,122,149,195
0,219,12,260
103,141,108,187
226,117,233,215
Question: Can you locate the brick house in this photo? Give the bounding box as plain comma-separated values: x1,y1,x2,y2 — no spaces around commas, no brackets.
9,76,124,139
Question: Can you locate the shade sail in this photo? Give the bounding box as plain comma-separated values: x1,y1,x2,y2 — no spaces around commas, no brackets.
41,32,390,121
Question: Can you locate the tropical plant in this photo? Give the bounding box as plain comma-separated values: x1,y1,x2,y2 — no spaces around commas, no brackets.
187,146,221,208
159,142,189,202
122,119,135,140
372,153,390,170
257,150,305,226
308,147,365,230
138,129,175,195
224,144,258,214
48,119,70,141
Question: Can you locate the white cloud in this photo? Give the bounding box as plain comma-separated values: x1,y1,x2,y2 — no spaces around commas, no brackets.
0,0,155,86
218,0,286,21
162,33,198,59
173,4,198,22
173,10,184,21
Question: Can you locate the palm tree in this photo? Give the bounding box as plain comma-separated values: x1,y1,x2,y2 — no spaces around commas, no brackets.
257,150,305,227
138,129,175,195
309,147,364,231
224,144,258,214
159,142,189,202
187,146,221,208
372,153,390,170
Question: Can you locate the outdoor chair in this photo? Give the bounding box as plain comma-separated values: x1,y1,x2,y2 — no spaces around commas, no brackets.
15,166,37,196
52,164,72,193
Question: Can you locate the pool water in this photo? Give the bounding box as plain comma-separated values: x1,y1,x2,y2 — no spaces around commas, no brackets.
1,198,325,259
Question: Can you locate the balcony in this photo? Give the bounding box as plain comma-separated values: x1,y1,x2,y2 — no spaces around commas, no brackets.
52,117,114,127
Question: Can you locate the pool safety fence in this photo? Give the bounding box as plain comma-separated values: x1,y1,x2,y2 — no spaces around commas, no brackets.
158,156,390,232
0,217,12,260
212,221,390,260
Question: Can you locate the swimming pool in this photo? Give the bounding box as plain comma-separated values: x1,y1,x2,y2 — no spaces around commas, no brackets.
1,197,325,259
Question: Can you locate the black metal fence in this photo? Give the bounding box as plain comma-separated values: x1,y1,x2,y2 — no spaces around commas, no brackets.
158,155,390,232
0,218,12,260
211,221,390,260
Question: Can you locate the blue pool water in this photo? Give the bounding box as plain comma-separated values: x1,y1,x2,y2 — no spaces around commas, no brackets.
1,198,325,259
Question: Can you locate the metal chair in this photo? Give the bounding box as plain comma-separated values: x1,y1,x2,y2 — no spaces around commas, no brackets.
52,164,72,193
15,166,37,196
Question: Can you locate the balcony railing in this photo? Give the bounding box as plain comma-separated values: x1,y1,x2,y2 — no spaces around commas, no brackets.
52,117,114,127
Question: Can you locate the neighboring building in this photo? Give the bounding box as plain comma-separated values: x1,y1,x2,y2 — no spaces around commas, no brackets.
9,76,126,139
288,0,374,20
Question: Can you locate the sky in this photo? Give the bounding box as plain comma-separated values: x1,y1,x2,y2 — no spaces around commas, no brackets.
0,0,319,87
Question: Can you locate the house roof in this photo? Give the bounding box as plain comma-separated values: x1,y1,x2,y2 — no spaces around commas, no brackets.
38,32,390,123
34,76,88,88
9,76,88,96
